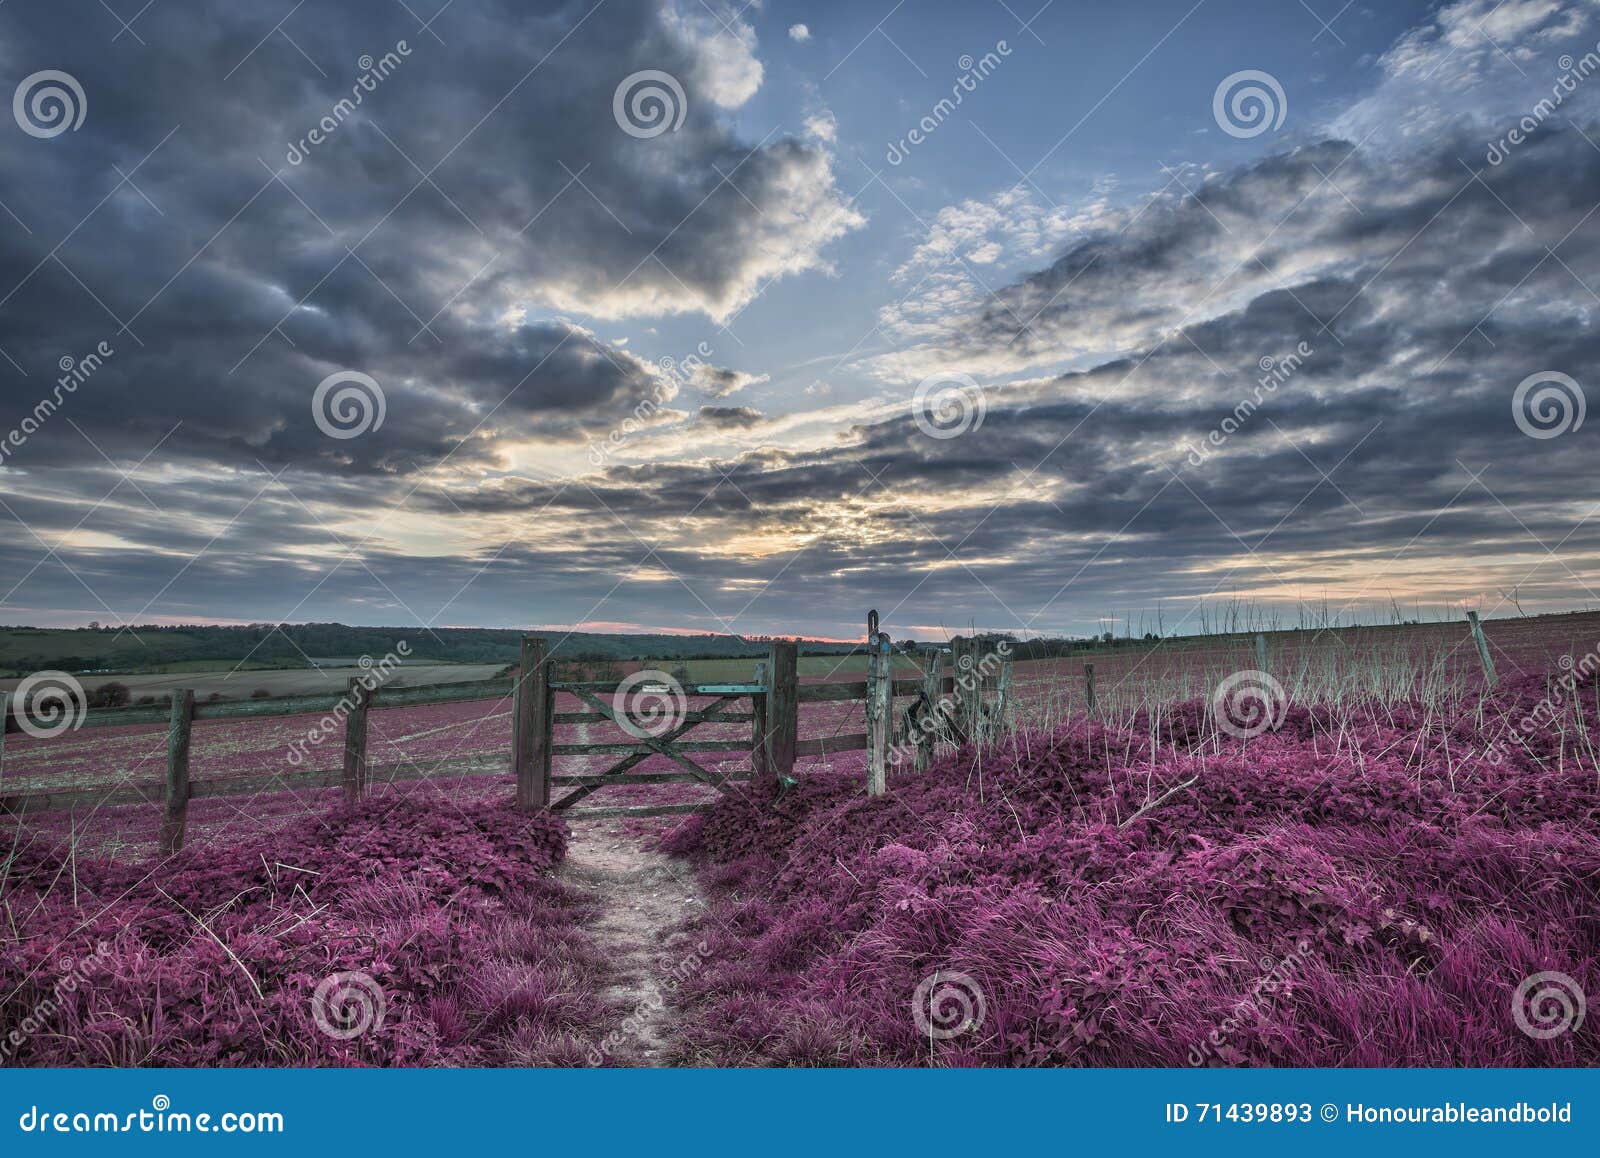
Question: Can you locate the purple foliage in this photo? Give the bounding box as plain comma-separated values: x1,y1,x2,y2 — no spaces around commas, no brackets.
0,798,618,1066
661,672,1600,1066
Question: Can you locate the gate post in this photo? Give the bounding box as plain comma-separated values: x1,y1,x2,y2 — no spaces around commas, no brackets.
160,689,194,855
765,640,798,777
342,677,371,805
866,630,891,797
514,635,552,812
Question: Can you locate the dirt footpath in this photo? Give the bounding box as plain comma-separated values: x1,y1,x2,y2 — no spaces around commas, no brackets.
560,818,709,1065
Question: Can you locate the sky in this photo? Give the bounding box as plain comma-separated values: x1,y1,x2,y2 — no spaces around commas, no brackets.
0,0,1597,642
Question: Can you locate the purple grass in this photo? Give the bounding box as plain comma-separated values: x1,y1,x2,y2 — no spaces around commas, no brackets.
660,670,1600,1067
0,797,624,1066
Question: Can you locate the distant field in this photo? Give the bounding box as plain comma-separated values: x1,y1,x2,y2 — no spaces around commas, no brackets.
0,661,508,701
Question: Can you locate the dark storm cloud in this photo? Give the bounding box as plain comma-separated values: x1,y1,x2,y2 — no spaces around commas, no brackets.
0,0,856,477
695,405,763,429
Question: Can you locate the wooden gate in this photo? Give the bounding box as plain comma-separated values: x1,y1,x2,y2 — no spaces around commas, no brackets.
509,638,800,821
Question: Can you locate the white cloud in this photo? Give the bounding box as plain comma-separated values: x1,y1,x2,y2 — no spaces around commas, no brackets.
803,108,837,141
666,3,765,108
789,23,811,43
1332,0,1600,147
686,362,771,397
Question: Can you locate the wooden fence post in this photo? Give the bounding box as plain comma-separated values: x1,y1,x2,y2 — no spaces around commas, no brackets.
341,677,371,805
1467,611,1498,686
1084,662,1098,716
159,689,194,855
514,635,552,812
765,640,798,777
1254,632,1268,674
952,636,979,741
996,660,1014,731
0,691,9,780
915,649,942,772
749,661,769,779
866,630,891,797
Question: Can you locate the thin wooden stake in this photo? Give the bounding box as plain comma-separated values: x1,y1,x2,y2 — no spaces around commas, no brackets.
996,660,1014,731
866,629,891,796
160,689,194,855
749,660,770,780
514,635,552,812
1084,662,1097,716
1467,611,1498,686
915,650,942,773
341,677,371,805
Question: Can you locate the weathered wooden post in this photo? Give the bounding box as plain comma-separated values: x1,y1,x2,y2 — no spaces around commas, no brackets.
1084,662,1098,715
1467,611,1498,686
865,625,891,797
766,640,798,777
0,691,9,779
996,660,1014,731
1254,632,1268,674
915,649,942,772
513,635,552,812
952,636,979,741
749,660,769,779
341,677,371,804
160,689,194,855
